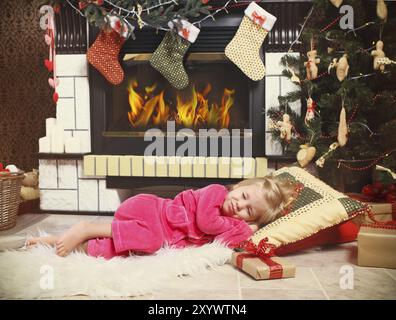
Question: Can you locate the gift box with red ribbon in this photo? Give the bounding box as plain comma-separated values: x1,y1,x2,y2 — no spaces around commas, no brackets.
231,251,295,280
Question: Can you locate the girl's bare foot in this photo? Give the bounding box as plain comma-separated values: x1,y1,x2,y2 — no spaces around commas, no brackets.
27,235,58,248
56,221,88,257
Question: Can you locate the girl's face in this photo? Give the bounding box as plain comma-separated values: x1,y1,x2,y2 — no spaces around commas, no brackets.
222,183,266,222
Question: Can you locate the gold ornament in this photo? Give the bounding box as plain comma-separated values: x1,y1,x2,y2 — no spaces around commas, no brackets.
337,104,348,147
329,0,343,8
297,144,316,168
336,54,349,81
304,50,320,80
377,0,388,22
371,40,387,72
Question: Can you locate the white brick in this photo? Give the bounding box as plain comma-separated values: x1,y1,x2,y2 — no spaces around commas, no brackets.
265,76,280,111
78,179,99,211
75,77,90,130
281,76,300,96
56,54,88,77
57,159,78,189
40,189,78,211
72,130,91,152
265,52,286,75
98,180,129,212
39,159,58,189
57,77,74,97
265,134,283,156
56,98,75,130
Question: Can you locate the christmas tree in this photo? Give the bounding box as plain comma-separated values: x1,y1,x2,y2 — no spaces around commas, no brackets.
267,0,396,190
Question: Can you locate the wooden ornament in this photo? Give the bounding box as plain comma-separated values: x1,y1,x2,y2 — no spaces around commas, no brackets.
304,50,320,80
377,0,388,22
305,97,316,124
336,54,349,82
371,40,386,72
337,105,348,147
277,114,293,142
297,144,316,168
329,0,343,8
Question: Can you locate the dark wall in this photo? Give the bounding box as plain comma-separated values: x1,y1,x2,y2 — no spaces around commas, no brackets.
0,0,54,171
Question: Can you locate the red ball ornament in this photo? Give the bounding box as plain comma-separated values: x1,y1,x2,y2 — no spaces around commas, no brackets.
362,184,374,196
201,0,210,4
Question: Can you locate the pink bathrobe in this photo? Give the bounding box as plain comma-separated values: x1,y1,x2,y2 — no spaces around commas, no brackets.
87,184,252,259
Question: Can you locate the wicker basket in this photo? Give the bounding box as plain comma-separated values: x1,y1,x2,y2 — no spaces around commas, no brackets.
0,171,24,231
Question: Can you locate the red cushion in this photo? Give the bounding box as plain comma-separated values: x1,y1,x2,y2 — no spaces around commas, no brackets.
274,220,359,256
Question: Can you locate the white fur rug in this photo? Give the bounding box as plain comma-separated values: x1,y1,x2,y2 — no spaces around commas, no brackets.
0,240,232,299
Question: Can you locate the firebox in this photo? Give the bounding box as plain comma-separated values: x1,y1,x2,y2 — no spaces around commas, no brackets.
90,13,267,158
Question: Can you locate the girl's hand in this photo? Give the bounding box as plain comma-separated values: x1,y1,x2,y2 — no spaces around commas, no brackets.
248,223,259,233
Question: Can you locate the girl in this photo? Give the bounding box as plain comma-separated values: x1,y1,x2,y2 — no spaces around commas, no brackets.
28,175,296,259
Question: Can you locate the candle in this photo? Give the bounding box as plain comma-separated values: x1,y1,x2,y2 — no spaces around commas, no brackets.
51,124,64,153
39,136,51,153
46,118,57,138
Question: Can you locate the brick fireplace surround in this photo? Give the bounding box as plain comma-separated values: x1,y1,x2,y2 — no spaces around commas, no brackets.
38,2,307,214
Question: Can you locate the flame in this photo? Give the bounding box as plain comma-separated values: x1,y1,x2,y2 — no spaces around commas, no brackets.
127,80,234,129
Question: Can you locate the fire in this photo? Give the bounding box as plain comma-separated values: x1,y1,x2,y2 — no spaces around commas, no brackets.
127,80,235,129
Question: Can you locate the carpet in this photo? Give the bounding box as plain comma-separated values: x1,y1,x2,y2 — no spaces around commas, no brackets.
0,240,233,299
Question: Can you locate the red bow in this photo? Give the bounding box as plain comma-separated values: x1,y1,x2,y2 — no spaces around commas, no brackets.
238,237,276,258
181,27,190,40
252,11,267,27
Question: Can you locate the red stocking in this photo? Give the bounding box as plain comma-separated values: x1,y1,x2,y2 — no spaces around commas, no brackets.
87,30,126,85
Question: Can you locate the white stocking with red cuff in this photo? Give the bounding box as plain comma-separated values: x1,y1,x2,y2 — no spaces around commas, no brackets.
225,2,277,81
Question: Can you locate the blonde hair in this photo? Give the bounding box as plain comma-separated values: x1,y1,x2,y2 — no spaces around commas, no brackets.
230,175,297,226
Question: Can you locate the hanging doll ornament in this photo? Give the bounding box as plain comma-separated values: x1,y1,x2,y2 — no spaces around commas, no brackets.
377,0,388,22
371,40,387,73
297,144,316,168
277,114,293,142
329,0,343,8
337,101,348,147
43,10,59,104
305,97,316,124
304,50,320,80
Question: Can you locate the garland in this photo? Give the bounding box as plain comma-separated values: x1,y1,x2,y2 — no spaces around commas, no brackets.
51,0,258,37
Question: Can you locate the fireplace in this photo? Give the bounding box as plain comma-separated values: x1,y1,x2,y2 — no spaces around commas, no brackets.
90,14,265,158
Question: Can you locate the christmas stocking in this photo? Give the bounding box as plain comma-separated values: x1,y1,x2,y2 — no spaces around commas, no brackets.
87,16,130,85
225,2,277,81
150,20,200,90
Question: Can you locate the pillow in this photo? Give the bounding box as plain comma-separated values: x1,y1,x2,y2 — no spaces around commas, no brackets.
239,166,370,257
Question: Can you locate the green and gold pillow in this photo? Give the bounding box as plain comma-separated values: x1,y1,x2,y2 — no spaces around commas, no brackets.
243,166,370,256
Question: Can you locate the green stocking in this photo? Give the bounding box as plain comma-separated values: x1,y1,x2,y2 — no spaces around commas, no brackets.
150,20,200,90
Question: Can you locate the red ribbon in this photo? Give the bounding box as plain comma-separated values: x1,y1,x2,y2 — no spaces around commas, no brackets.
236,253,283,279
252,11,266,27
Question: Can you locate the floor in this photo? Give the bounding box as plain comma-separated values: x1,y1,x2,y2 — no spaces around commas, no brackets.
1,213,396,300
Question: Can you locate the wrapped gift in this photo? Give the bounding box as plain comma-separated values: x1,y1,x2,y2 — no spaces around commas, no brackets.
231,251,295,280
358,224,396,269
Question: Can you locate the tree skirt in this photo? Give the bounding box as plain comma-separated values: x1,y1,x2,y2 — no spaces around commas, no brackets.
0,241,232,299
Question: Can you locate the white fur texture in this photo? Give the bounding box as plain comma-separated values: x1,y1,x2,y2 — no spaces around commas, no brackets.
0,240,232,299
